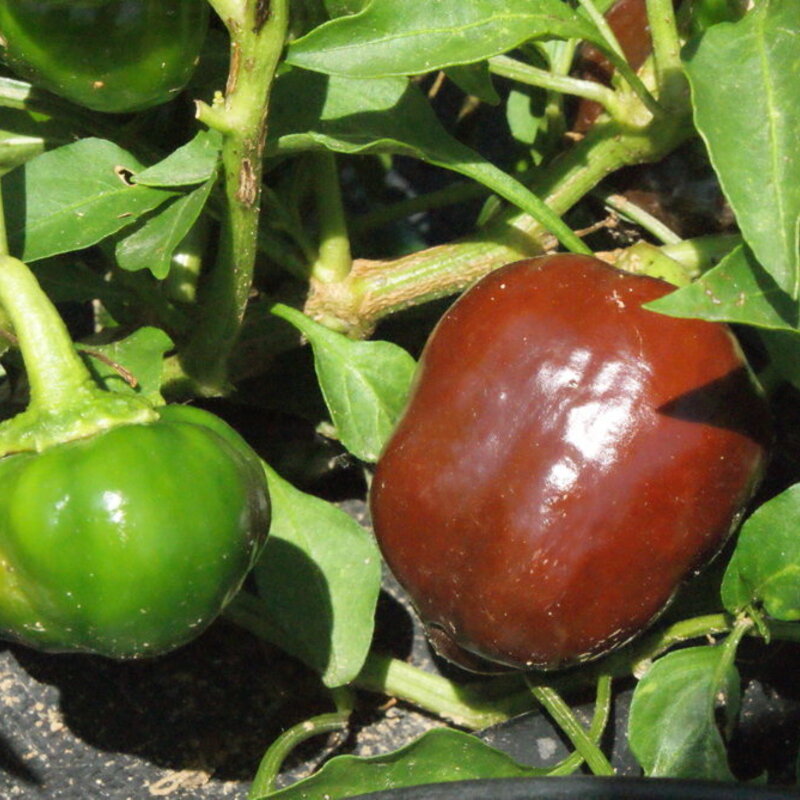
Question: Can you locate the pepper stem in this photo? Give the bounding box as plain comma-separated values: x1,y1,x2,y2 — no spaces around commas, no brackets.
0,255,96,412
181,0,290,395
0,257,155,455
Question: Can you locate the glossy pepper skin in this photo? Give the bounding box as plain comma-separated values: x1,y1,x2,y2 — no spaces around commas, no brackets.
0,403,269,658
370,255,770,671
0,0,209,113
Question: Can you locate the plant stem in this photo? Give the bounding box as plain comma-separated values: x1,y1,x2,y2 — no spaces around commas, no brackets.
526,681,615,776
229,581,800,741
715,617,752,683
248,709,352,799
354,651,534,729
0,188,7,257
577,0,662,117
224,590,298,652
711,617,753,739
613,241,693,286
0,255,95,413
488,55,620,114
661,233,742,274
181,0,289,395
548,674,613,776
0,252,155,454
538,39,578,152
306,113,694,334
351,180,484,235
309,152,353,283
646,0,686,108
592,189,682,244
226,591,534,728
577,0,627,59
208,0,244,20
0,76,120,142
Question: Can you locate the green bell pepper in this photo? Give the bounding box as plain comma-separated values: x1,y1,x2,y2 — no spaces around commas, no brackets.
0,0,209,113
0,253,270,659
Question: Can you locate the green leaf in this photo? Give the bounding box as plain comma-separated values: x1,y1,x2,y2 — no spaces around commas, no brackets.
446,63,501,105
324,0,368,17
258,728,544,800
268,69,447,157
82,326,173,404
507,86,544,147
684,0,800,298
115,177,215,279
269,69,587,253
0,106,73,175
759,329,800,391
2,138,176,263
722,483,800,620
253,464,381,687
133,130,223,187
286,0,603,79
271,303,416,462
0,133,45,176
645,245,800,330
31,259,129,307
628,646,738,780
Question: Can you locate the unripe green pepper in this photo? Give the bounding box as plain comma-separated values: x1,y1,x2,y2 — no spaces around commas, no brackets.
0,254,270,658
0,0,209,113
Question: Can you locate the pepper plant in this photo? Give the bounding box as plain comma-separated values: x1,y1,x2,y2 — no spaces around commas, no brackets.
0,0,799,795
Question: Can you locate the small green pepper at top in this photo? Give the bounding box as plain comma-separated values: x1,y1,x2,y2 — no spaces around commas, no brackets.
0,0,209,113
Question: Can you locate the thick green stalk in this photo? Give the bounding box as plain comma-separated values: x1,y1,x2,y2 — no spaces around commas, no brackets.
0,256,95,412
354,651,534,729
309,152,353,283
225,592,534,729
577,0,661,116
646,0,686,109
227,587,800,738
0,256,155,454
183,0,289,395
548,674,613,776
0,194,7,257
661,233,742,273
527,682,615,776
488,55,620,113
593,189,681,244
249,695,354,799
306,113,693,334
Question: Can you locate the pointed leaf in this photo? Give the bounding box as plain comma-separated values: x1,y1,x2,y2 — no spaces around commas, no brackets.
115,177,215,278
759,329,800,391
0,106,73,175
272,303,416,462
83,326,173,404
269,70,587,253
324,0,368,16
2,138,176,262
684,0,800,297
31,259,129,307
257,728,544,800
253,464,381,687
446,63,501,105
645,245,800,330
286,0,605,79
722,483,800,620
629,646,738,780
133,130,223,187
